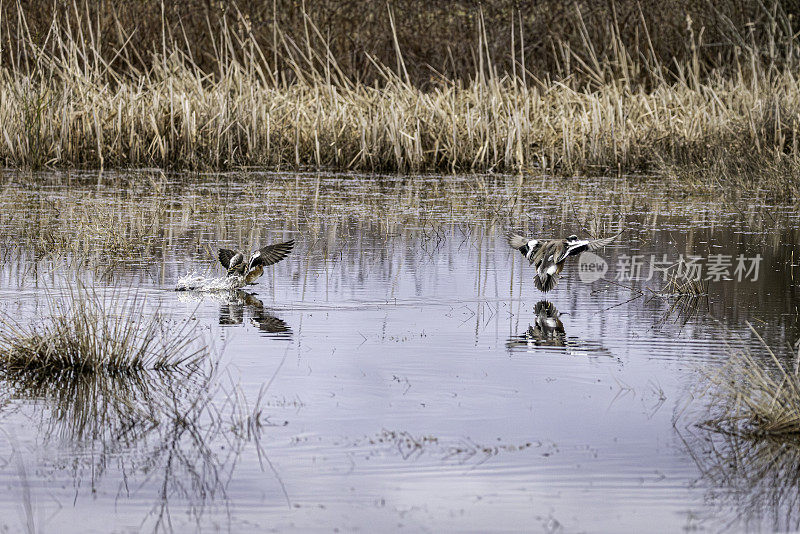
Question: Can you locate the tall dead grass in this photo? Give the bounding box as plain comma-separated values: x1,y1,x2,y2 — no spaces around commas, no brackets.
0,2,799,194
700,323,800,436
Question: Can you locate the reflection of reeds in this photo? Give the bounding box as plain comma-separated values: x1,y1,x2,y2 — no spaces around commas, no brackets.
659,261,709,297
651,277,706,330
649,260,710,325
661,274,707,297
0,284,204,375
0,171,521,269
11,191,168,259
0,169,777,277
682,428,800,532
700,323,800,436
5,367,181,443
0,349,287,528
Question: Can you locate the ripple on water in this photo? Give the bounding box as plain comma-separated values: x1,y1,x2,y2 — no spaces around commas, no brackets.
0,171,797,532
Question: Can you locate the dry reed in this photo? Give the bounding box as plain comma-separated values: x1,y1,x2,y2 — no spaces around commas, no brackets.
5,1,786,87
701,323,800,436
0,4,797,198
659,265,710,297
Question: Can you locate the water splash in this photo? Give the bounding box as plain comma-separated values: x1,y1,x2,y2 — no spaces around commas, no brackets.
175,271,244,291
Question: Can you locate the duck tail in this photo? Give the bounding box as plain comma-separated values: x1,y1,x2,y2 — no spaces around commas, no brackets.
535,273,559,292
534,300,556,316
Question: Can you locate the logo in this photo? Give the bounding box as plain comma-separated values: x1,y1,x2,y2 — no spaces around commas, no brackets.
578,252,608,283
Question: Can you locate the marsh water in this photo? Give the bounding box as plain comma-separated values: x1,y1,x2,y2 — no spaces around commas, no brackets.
0,170,798,532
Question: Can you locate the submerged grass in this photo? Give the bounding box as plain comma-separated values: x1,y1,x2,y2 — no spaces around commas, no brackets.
700,323,800,436
0,283,204,375
658,262,710,297
0,4,799,196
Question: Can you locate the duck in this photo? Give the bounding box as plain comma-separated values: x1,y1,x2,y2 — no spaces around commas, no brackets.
506,231,622,291
218,239,294,286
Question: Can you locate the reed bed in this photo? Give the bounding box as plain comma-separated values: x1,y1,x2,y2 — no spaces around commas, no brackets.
701,323,800,436
0,4,799,197
2,51,798,180
0,283,204,375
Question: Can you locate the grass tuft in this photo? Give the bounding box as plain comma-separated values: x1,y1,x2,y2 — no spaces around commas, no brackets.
0,284,204,376
701,323,800,436
659,266,709,297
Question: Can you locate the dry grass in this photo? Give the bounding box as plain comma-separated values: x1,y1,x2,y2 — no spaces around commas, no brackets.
647,260,710,325
5,1,787,87
700,323,800,436
0,4,798,197
0,283,204,375
659,265,710,297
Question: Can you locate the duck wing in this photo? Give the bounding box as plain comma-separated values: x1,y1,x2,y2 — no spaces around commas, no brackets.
558,231,624,262
219,248,240,269
247,240,295,270
506,233,540,263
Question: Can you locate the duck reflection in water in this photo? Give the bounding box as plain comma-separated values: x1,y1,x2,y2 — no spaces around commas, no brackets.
519,300,566,346
219,290,291,335
507,301,617,358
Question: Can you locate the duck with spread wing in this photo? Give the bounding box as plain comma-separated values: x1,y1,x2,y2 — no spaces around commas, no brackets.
507,231,622,291
218,240,294,286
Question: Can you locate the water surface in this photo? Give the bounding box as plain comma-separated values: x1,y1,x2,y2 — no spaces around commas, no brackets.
0,170,797,532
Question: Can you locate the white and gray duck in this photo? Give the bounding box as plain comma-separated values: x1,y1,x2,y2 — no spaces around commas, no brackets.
507,231,622,291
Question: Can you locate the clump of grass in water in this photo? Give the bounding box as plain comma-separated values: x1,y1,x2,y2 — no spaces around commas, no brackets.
700,323,800,436
0,284,204,375
649,261,710,324
660,270,708,297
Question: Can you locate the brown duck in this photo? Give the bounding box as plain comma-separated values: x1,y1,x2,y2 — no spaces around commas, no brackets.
507,231,622,291
218,240,294,286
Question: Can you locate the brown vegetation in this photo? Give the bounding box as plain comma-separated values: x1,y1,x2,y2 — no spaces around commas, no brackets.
5,1,797,87
701,323,800,436
0,283,204,374
0,2,799,195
